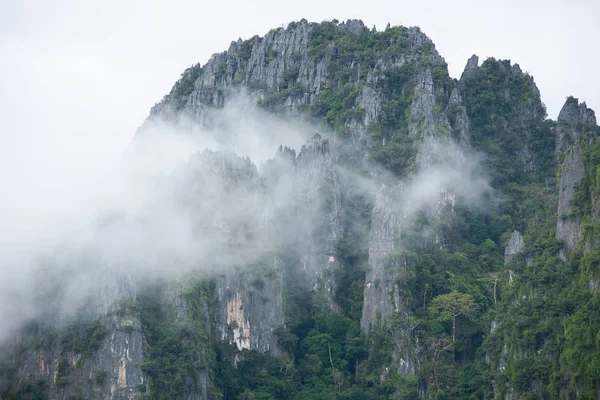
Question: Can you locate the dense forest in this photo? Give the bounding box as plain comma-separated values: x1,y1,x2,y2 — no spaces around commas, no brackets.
1,19,599,400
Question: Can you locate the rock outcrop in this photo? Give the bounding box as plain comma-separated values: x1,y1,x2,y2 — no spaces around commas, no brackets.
214,258,285,355
1,276,146,400
360,185,416,376
263,134,343,303
410,69,452,169
504,231,525,263
555,97,598,254
361,185,404,333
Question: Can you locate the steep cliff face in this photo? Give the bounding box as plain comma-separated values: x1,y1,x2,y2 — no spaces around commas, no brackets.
410,69,453,169
174,136,342,355
504,231,525,263
214,258,284,355
361,185,403,333
293,134,342,296
145,19,470,380
261,133,343,301
0,274,146,400
360,185,419,376
174,150,284,356
359,63,467,370
143,22,468,339
555,97,598,255
10,315,145,400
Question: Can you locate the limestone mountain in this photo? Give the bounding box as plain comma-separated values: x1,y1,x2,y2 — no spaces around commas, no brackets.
1,19,599,400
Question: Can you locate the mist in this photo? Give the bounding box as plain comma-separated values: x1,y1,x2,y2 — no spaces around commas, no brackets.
0,91,491,346
0,97,314,345
340,138,491,223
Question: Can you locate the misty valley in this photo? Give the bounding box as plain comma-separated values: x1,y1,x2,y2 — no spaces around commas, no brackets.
1,19,600,400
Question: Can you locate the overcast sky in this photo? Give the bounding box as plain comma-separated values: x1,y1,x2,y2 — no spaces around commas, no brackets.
0,0,598,226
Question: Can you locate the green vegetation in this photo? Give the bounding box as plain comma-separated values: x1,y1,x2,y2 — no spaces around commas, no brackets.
430,291,478,342
303,21,452,176
454,59,600,399
56,359,71,387
369,64,418,176
162,63,202,110
138,280,214,400
461,58,554,188
0,378,47,400
94,370,106,385
60,319,107,358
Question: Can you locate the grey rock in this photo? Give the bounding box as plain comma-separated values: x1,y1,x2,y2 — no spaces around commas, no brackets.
516,147,535,172
556,144,585,252
354,85,384,147
361,185,403,333
214,258,285,355
555,97,598,253
410,69,452,169
460,56,545,173
146,20,453,156
264,134,343,305
4,20,476,395
3,286,146,400
338,19,366,34
555,96,597,157
447,87,470,146
360,184,416,376
460,54,479,81
504,231,525,263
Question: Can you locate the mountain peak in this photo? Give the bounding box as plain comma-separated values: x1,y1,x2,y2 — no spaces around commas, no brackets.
460,54,479,81
556,96,598,154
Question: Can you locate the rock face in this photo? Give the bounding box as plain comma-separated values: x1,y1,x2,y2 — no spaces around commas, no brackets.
410,69,452,169
180,143,341,353
214,258,285,355
0,135,342,397
504,231,525,263
143,21,467,341
293,134,343,295
145,19,456,152
262,134,343,305
555,97,598,157
460,54,479,81
555,97,598,254
360,61,468,334
360,185,416,376
1,276,146,400
361,185,403,333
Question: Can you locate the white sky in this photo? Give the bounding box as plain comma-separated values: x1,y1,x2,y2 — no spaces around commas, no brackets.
0,0,598,223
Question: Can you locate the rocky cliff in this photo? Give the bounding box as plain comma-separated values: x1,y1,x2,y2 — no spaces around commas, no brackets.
146,18,468,341
0,19,478,397
0,272,145,400
3,18,600,400
555,97,598,256
504,231,525,263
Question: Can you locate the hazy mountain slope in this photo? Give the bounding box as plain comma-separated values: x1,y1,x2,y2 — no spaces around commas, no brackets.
1,19,599,400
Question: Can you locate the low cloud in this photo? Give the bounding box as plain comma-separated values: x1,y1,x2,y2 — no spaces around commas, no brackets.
0,96,314,344
0,92,491,346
